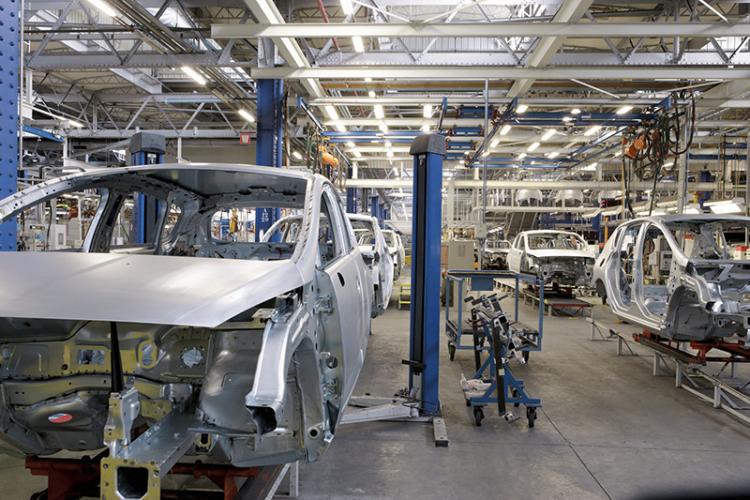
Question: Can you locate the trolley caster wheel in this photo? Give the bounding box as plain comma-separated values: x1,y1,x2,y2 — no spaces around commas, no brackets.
526,407,537,428
473,407,484,426
30,491,48,500
448,343,456,361
511,388,520,407
466,399,471,407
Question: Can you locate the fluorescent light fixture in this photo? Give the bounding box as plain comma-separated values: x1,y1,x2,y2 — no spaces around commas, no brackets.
374,104,385,119
516,104,528,114
346,141,356,148
481,150,490,158
84,0,118,17
352,36,365,53
584,125,602,136
423,104,433,119
547,151,559,159
490,138,500,148
541,129,556,141
616,105,633,115
384,140,392,148
368,90,376,98
562,116,573,122
379,122,388,133
67,119,83,128
421,123,430,133
527,142,540,152
340,0,354,15
364,77,373,83
292,151,302,160
238,109,255,123
386,150,394,158
517,153,527,160
324,105,339,121
352,149,362,158
182,66,207,85
662,161,674,168
614,151,622,157
335,122,347,133
500,124,512,135
571,108,581,115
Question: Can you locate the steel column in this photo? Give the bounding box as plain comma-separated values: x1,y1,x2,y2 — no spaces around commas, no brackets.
0,1,20,251
255,79,284,241
408,134,445,415
130,133,166,245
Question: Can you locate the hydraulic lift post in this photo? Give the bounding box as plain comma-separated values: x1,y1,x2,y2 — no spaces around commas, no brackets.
407,134,446,415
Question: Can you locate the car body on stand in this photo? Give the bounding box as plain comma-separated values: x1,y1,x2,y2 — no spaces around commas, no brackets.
381,229,405,279
507,230,595,288
347,214,394,315
0,164,372,498
593,215,750,341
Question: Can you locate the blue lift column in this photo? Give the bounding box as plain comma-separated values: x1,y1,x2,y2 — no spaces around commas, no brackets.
407,134,445,415
130,133,165,244
255,79,284,241
0,2,19,252
370,195,378,219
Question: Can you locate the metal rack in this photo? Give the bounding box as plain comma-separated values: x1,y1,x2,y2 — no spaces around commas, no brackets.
445,270,544,361
460,294,542,427
617,330,750,427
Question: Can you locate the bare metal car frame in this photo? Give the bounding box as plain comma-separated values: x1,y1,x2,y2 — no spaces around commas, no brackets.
0,164,372,498
594,215,750,341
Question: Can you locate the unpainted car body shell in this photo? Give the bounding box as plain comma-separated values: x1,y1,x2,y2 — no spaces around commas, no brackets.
0,164,372,475
507,230,595,287
593,215,750,341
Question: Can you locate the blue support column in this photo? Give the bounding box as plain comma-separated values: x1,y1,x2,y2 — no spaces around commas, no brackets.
370,195,378,218
0,1,20,251
130,133,165,244
346,166,357,213
408,134,445,415
378,202,385,227
255,79,284,241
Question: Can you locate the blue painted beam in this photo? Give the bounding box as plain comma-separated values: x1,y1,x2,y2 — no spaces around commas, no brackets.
0,2,19,251
256,79,284,241
23,125,64,143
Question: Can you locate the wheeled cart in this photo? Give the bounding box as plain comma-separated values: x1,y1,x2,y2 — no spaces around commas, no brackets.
460,294,541,428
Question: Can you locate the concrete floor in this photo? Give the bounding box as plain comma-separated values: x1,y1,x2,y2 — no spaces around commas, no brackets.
4,296,750,499
300,297,750,500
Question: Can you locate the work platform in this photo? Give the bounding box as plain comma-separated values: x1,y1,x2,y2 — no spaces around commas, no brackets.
495,278,594,317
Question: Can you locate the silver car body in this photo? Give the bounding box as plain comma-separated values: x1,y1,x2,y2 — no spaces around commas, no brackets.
507,230,595,287
0,164,372,497
482,239,511,269
381,229,405,279
593,215,750,341
347,214,394,315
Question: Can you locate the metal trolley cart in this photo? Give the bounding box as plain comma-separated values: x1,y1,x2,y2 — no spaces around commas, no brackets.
445,270,544,361
461,293,542,427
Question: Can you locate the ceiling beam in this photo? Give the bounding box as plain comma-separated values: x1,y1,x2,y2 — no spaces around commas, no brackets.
251,66,750,80
212,22,750,39
345,179,722,190
508,0,594,98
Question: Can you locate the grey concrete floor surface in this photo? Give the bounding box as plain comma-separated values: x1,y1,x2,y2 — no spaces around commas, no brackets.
3,297,750,499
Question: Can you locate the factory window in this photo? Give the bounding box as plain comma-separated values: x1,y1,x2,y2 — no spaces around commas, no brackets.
15,190,105,252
